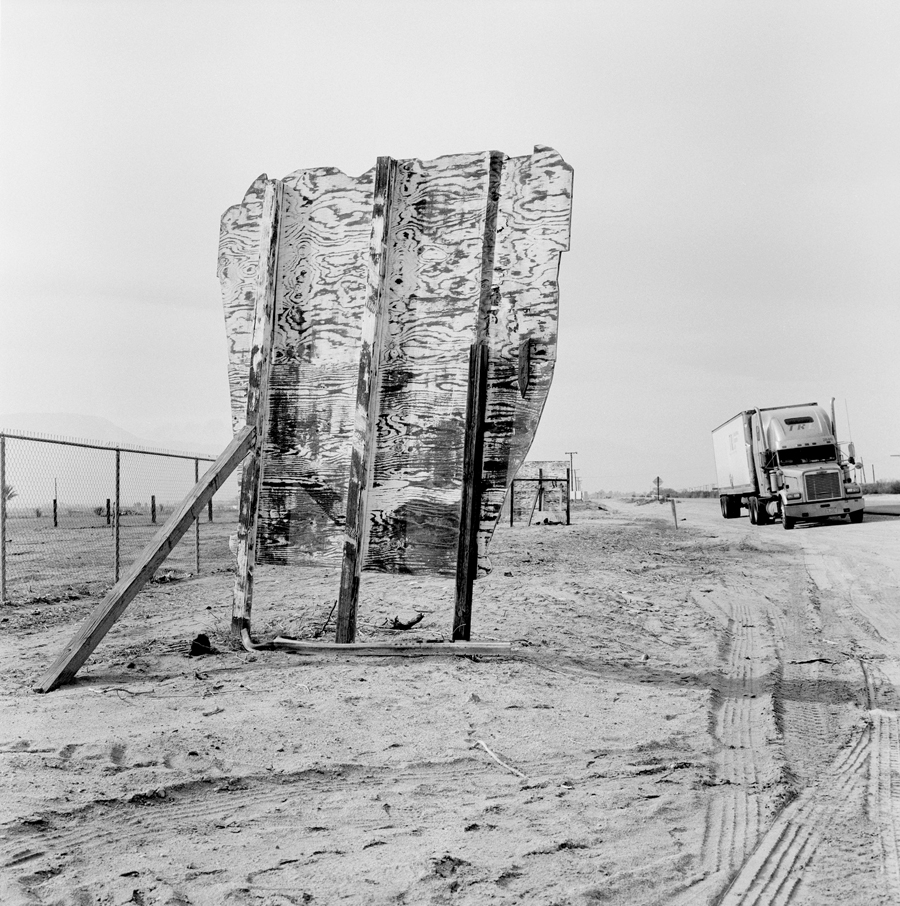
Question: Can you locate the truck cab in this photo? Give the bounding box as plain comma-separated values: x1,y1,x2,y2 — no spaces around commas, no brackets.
750,405,863,528
714,401,864,529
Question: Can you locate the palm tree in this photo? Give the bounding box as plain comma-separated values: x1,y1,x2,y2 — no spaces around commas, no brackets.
2,483,16,502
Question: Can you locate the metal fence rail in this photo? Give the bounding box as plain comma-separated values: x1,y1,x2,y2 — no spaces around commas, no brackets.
0,431,240,604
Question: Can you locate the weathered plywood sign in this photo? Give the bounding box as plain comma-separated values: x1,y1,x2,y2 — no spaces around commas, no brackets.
219,147,572,580
510,460,570,523
516,460,569,482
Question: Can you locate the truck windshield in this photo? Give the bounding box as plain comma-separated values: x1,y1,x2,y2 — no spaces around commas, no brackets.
777,444,837,466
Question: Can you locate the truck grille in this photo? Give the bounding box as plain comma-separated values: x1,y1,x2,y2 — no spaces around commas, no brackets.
805,471,841,501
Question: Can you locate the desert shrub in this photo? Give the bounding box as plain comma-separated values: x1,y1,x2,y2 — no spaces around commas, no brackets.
35,507,42,518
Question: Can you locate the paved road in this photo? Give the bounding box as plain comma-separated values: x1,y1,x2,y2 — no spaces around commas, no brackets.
865,503,900,516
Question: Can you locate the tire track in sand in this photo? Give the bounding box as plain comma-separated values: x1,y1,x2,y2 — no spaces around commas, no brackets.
868,705,900,895
717,724,869,905
716,657,900,905
698,591,782,880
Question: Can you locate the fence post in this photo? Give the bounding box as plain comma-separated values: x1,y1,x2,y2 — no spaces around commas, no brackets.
194,458,200,574
114,449,121,583
208,497,213,523
1,434,6,605
106,498,111,526
538,468,544,512
151,495,156,524
509,480,515,527
566,468,571,526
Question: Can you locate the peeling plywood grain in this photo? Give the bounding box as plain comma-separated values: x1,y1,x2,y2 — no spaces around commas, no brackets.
261,167,375,565
219,146,572,579
476,147,573,573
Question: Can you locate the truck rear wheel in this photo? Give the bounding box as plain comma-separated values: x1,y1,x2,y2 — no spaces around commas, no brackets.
720,495,741,519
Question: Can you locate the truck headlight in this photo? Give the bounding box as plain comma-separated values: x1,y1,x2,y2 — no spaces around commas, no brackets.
787,492,801,500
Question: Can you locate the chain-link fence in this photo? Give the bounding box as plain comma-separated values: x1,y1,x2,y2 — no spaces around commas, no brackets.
0,432,241,604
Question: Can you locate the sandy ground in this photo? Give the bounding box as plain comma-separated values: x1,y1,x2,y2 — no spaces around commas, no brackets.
2,498,900,905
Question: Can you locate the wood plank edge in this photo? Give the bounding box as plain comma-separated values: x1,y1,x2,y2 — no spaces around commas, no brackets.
34,427,254,693
271,638,512,656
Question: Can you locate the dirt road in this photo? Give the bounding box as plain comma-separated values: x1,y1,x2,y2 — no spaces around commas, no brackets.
1,498,899,905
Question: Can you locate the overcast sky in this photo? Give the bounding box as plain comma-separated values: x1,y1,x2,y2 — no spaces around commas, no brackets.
2,0,898,492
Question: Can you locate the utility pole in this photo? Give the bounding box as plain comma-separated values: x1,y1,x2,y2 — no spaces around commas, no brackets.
655,476,662,501
565,452,577,500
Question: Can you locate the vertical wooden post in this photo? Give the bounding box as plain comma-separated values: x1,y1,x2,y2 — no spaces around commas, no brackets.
670,497,678,529
53,499,58,528
151,495,156,524
453,343,489,641
194,458,200,574
336,156,397,644
231,179,283,641
208,498,213,523
538,468,544,512
509,480,515,527
1,434,6,605
452,150,503,642
114,449,121,583
566,468,571,526
106,498,111,526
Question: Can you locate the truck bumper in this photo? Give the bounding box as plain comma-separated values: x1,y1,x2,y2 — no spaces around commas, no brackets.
784,497,865,520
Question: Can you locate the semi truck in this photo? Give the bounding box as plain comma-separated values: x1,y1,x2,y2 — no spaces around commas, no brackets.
712,400,864,529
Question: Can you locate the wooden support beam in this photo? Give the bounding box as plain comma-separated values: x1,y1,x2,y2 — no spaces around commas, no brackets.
527,478,540,527
35,427,255,693
336,157,397,644
453,342,489,640
231,179,283,640
453,152,502,642
272,637,511,657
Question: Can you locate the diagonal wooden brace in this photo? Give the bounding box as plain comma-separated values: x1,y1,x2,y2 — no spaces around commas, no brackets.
34,427,255,693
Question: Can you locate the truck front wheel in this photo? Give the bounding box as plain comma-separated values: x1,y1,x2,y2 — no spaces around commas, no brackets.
849,510,864,524
782,515,796,530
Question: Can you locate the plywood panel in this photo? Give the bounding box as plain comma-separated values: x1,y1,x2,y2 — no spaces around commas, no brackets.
365,151,498,574
218,175,270,433
260,167,375,565
219,146,572,578
476,147,573,572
